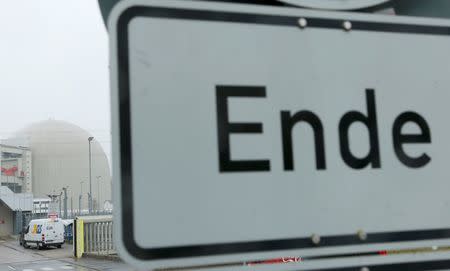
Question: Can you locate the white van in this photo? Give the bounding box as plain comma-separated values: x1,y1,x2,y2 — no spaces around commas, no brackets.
21,218,65,249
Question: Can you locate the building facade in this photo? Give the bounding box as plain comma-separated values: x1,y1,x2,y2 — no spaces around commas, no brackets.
0,200,13,237
0,186,33,237
0,144,32,194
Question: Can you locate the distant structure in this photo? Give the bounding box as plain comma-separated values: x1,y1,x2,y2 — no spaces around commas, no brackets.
5,120,111,210
33,197,51,215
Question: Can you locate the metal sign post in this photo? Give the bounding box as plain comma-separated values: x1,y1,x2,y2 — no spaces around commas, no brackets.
109,0,450,270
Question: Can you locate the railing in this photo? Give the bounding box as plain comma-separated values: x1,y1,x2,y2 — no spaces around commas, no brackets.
73,215,115,258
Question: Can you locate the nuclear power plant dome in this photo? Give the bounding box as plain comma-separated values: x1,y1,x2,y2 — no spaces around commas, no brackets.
11,120,111,209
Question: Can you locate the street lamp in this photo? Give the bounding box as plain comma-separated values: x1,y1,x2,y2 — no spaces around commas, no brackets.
88,136,94,213
96,176,102,211
79,181,84,215
58,191,63,218
62,186,68,219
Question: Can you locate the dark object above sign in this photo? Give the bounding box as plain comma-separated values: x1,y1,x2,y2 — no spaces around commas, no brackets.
98,0,450,28
278,0,391,10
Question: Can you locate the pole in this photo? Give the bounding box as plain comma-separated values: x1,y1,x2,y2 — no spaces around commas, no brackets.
63,187,68,219
59,192,62,218
79,181,83,215
97,179,99,211
97,176,101,211
88,137,94,213
71,196,73,219
88,192,91,214
78,195,81,216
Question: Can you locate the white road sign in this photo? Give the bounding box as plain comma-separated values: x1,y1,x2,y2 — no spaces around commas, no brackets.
109,0,450,270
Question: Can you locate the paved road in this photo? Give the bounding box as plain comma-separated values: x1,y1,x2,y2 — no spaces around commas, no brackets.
0,240,137,271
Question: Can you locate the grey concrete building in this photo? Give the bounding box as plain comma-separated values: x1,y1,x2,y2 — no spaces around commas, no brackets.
12,120,111,211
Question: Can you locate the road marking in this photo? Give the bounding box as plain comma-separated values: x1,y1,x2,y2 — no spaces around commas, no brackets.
40,268,54,271
60,266,73,270
8,266,16,270
22,269,34,271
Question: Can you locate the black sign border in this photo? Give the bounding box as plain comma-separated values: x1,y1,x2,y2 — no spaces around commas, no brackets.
116,3,450,267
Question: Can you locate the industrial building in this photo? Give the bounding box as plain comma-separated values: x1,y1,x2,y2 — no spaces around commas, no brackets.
10,120,112,211
0,186,33,237
0,119,112,233
0,144,32,194
0,120,111,216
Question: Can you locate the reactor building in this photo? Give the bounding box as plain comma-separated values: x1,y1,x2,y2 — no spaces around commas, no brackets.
2,120,111,210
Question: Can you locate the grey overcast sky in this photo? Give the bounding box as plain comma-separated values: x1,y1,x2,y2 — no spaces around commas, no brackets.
0,0,111,157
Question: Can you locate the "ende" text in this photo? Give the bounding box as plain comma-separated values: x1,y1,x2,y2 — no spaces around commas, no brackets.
215,86,431,172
